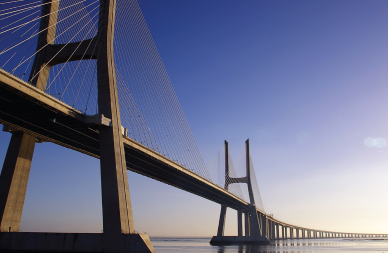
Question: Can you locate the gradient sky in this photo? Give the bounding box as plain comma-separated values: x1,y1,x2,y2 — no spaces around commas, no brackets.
1,0,388,236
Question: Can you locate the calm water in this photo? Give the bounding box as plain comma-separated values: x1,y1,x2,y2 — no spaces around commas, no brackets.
151,237,388,252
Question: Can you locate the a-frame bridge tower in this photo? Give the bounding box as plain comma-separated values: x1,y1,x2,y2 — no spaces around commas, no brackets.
0,0,154,252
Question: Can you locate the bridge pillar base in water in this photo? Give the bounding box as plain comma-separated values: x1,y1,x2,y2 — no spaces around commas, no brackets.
0,232,155,253
210,235,269,245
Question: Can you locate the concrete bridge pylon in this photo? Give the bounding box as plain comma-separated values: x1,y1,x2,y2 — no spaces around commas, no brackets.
0,0,154,252
210,139,269,245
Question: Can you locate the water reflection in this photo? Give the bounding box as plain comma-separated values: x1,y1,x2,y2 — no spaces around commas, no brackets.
216,245,306,253
152,237,388,253
217,245,287,253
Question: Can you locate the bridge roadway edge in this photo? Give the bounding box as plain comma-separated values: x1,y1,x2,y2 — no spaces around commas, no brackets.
1,69,387,242
0,69,250,210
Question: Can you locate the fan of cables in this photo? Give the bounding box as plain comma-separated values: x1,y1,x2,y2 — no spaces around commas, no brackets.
207,144,265,210
0,0,101,115
0,0,213,182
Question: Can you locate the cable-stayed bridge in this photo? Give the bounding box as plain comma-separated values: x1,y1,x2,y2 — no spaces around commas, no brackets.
0,0,386,252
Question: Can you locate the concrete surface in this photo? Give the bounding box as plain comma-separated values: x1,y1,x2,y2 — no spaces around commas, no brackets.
0,232,155,253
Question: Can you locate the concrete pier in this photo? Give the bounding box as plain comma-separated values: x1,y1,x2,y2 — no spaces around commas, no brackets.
0,232,154,253
211,140,269,245
0,0,154,252
210,236,269,245
0,132,35,232
237,210,243,236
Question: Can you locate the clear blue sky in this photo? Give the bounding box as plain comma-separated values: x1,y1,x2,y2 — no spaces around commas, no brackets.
1,0,388,236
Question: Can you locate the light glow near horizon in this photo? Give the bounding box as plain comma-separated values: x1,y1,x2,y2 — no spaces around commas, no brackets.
1,0,388,236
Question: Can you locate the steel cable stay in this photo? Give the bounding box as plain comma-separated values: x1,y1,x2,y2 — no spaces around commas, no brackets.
127,4,179,161
2,22,39,70
0,5,39,22
1,0,99,79
116,73,144,144
0,0,88,38
115,0,181,164
1,1,386,243
11,27,39,73
0,12,40,73
234,147,250,202
124,0,211,179
0,0,259,206
249,155,265,211
206,145,248,203
57,0,100,112
64,0,99,112
114,3,155,148
117,0,172,159
56,8,100,99
227,150,244,200
120,19,164,151
0,12,39,44
123,3,186,167
0,9,39,31
0,0,31,5
115,67,160,149
71,21,101,109
0,1,54,18
1,27,39,70
44,16,99,111
30,2,100,85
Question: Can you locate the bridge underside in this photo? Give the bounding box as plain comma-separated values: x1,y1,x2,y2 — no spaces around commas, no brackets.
0,75,248,211
1,72,386,242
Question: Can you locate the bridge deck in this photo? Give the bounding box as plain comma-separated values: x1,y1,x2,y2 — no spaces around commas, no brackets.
1,69,384,237
0,69,248,211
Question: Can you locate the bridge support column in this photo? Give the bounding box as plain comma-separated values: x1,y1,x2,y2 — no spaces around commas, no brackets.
217,205,227,236
245,208,262,238
245,211,250,236
97,0,135,235
0,132,36,232
268,220,271,239
0,0,156,252
0,0,59,234
238,210,243,237
210,140,268,245
272,221,275,239
259,213,266,238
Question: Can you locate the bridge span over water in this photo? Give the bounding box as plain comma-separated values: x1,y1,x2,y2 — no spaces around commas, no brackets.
0,0,386,252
